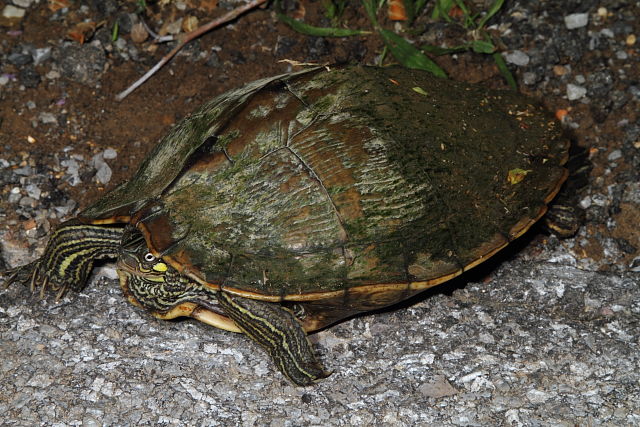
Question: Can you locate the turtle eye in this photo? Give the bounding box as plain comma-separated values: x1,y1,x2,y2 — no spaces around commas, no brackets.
144,253,156,262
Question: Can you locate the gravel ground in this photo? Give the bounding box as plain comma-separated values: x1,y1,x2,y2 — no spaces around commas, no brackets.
1,0,639,425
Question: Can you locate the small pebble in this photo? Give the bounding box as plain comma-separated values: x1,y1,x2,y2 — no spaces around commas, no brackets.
25,183,41,200
2,5,25,19
553,65,568,76
103,148,117,159
32,47,52,65
13,166,32,176
0,75,10,85
504,50,530,66
600,28,614,38
564,13,589,30
93,154,113,184
12,0,34,7
607,150,622,161
626,34,636,46
566,84,587,100
39,112,57,124
522,72,538,86
579,196,592,209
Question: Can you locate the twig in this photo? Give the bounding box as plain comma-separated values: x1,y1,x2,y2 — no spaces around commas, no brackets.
116,0,268,101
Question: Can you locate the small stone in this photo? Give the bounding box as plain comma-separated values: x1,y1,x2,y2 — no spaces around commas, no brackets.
38,112,57,124
93,154,113,184
2,5,25,19
615,50,628,60
46,70,61,80
25,183,41,200
114,37,127,51
103,148,117,159
607,149,622,161
553,65,568,76
0,75,10,85
591,193,607,207
12,0,34,7
165,18,183,35
58,45,107,86
600,28,614,38
579,196,592,209
32,47,52,65
19,66,40,88
564,13,589,30
8,52,32,66
418,376,457,398
504,50,530,66
130,22,148,44
526,389,552,403
19,196,36,207
626,34,636,46
522,72,539,86
8,191,22,203
13,166,32,176
566,84,587,100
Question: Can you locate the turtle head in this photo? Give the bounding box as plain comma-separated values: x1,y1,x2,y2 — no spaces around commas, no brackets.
116,229,194,311
117,240,171,283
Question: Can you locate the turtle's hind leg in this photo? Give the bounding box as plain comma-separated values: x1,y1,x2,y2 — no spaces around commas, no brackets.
218,292,329,386
4,220,123,299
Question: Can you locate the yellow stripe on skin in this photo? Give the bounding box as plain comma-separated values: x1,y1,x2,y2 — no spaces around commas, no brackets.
218,293,325,385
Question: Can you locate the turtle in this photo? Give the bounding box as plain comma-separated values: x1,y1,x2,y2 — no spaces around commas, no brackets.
4,65,569,385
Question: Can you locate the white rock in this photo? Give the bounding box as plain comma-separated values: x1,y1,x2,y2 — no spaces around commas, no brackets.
504,50,530,66
2,5,25,18
12,0,34,8
103,148,117,159
564,13,589,30
566,83,587,100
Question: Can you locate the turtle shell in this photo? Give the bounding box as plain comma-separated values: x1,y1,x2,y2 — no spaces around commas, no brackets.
81,65,568,327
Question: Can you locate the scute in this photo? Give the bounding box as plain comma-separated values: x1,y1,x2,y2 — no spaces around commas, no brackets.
86,65,569,302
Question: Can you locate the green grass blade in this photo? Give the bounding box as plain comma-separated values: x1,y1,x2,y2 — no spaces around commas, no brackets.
492,52,517,90
361,0,380,27
379,29,447,78
477,0,505,28
421,44,468,55
469,40,496,54
431,0,454,22
277,13,370,37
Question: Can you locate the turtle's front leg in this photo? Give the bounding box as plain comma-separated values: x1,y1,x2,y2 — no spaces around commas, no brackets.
218,292,330,386
5,220,123,299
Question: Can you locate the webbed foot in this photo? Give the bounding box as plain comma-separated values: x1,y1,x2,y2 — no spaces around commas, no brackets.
2,221,124,300
218,292,330,386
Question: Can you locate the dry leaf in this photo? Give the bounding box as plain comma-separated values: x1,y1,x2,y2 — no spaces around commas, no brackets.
48,0,71,12
67,21,97,44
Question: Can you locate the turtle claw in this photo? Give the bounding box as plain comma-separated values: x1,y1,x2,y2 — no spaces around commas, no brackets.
2,261,71,301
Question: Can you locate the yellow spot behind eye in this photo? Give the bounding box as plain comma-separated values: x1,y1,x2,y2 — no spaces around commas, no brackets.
153,262,168,272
